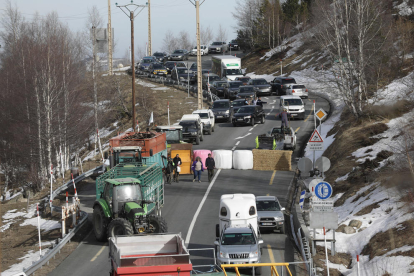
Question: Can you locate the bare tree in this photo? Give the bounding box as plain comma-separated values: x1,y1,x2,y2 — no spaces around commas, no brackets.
162,29,178,53
178,30,192,50
200,25,213,46
215,24,228,42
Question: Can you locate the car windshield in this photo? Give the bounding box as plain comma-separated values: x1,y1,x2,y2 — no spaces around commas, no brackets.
208,76,220,82
216,82,227,88
239,87,255,93
177,69,189,74
237,106,256,113
229,82,242,88
179,121,197,128
239,77,250,82
173,50,184,54
163,130,181,142
196,113,209,119
212,102,230,108
142,59,153,63
190,64,197,70
226,69,243,75
153,53,163,57
193,46,198,49
256,200,281,211
231,40,237,43
212,42,221,45
252,79,268,85
153,64,163,69
283,99,303,105
221,233,256,245
232,101,245,107
114,184,142,203
292,85,306,89
282,78,296,84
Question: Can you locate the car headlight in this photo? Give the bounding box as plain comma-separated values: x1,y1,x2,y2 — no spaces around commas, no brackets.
191,132,198,135
275,216,284,221
225,110,229,114
249,251,259,257
244,115,251,119
178,56,182,58
220,251,228,258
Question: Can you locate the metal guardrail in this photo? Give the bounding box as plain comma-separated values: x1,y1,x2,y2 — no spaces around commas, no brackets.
17,165,103,276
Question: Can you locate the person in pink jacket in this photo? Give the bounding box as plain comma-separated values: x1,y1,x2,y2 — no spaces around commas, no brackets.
191,156,204,183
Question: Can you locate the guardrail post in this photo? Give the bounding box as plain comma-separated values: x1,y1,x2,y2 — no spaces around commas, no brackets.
72,197,77,226
61,207,66,237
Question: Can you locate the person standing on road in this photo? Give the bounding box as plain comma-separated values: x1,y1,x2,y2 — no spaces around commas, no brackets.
173,154,182,182
256,97,266,107
244,97,249,105
191,156,204,183
205,153,215,182
276,108,291,130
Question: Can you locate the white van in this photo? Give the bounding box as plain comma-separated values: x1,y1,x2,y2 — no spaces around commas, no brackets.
279,95,306,120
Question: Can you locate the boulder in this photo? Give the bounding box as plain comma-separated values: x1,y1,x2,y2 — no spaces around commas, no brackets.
358,227,367,232
336,224,347,233
349,219,362,229
342,226,356,234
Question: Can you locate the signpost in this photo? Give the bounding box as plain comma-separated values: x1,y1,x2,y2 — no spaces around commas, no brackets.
308,129,324,151
314,181,333,200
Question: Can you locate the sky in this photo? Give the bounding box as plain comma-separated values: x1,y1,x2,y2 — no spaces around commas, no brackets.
1,0,239,58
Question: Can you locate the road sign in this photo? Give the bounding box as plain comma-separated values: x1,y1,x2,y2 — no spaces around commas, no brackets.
298,157,312,173
313,206,334,212
309,142,323,151
315,108,327,121
314,182,333,200
309,179,322,195
315,157,331,172
299,190,306,210
309,211,338,229
312,199,334,212
309,129,323,143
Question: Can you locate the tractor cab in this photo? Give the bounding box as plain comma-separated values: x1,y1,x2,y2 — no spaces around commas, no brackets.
155,125,184,145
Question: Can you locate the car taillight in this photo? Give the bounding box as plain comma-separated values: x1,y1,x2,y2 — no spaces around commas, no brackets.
281,85,283,88
292,90,295,93
306,89,308,92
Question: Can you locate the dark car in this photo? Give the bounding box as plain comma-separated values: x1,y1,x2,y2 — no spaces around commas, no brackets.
210,81,228,98
224,81,243,100
237,85,256,102
168,49,189,61
235,76,251,86
164,61,186,74
270,77,296,96
171,67,196,84
211,99,233,122
231,99,246,113
202,73,220,89
138,57,156,71
147,63,168,77
228,39,239,50
232,105,265,126
247,78,272,96
153,52,168,63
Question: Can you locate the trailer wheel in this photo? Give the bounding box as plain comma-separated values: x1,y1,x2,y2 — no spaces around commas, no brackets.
148,216,168,233
93,206,108,241
107,218,134,238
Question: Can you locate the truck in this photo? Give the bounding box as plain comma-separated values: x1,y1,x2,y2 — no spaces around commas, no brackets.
214,194,263,274
211,56,243,81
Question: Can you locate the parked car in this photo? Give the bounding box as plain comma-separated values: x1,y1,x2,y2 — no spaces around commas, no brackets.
228,39,239,50
256,196,286,234
285,84,308,99
168,49,189,61
247,78,272,96
211,99,233,122
224,81,242,100
231,99,246,113
153,52,168,63
171,67,196,84
235,76,251,85
208,41,228,53
232,105,265,126
138,57,156,71
202,73,220,89
147,63,168,77
190,45,208,56
237,85,256,102
164,61,186,74
192,109,215,134
270,77,296,96
279,95,306,120
210,81,229,98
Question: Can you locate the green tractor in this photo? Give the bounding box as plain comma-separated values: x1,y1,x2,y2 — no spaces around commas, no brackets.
93,163,167,241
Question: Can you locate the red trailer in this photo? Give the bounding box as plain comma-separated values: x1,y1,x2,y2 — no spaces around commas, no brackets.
109,234,192,276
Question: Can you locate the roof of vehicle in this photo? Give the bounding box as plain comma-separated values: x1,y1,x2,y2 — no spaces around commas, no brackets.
256,196,277,201
223,225,253,234
202,73,219,77
233,99,246,102
250,78,267,81
181,114,201,121
192,109,211,113
229,81,243,84
274,76,296,80
156,125,183,130
280,95,303,100
214,99,231,103
143,56,156,59
105,177,141,185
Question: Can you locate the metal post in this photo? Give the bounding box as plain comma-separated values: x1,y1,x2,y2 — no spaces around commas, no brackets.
108,0,113,75
280,59,282,76
72,197,77,226
324,227,330,276
66,192,68,210
332,231,335,256
130,11,136,131
37,203,42,256
357,255,360,276
147,0,151,56
61,207,66,237
196,0,202,109
50,165,53,210
187,62,190,97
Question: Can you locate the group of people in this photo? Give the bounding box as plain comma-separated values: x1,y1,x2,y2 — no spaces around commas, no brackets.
165,153,216,183
244,97,265,107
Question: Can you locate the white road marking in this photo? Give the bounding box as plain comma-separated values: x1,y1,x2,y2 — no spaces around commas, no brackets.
231,146,237,150
264,97,269,99
266,113,270,115
271,106,274,109
253,124,257,128
235,133,252,140
236,141,240,145
249,128,254,131
185,169,222,246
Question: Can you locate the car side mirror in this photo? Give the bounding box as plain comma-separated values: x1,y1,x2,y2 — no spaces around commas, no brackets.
267,131,271,135
258,239,264,244
214,240,219,246
281,207,286,211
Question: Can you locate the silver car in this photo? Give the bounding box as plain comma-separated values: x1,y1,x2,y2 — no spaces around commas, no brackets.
285,84,309,99
215,225,263,275
208,41,228,53
256,196,286,234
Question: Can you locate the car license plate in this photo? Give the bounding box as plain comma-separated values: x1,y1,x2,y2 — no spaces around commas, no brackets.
262,223,273,226
292,114,297,116
217,116,223,118
237,119,244,121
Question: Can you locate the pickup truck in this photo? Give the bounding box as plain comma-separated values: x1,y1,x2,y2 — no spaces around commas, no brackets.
270,127,297,150
232,105,265,126
179,114,204,145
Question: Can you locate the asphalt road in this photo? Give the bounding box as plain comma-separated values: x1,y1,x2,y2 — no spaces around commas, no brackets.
49,52,330,276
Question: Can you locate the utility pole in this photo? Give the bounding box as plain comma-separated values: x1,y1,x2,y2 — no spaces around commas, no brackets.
92,26,99,151
148,0,151,56
108,0,113,75
116,2,148,131
189,0,206,110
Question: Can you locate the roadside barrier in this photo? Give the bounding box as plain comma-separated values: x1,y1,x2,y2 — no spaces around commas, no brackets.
212,150,233,169
233,150,253,170
252,149,292,171
192,149,212,169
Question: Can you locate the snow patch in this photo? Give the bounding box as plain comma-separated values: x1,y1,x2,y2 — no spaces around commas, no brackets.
370,71,414,105
1,249,50,276
395,0,414,16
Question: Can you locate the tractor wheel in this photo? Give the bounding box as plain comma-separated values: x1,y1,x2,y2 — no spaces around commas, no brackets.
107,218,134,238
147,216,168,233
93,206,108,242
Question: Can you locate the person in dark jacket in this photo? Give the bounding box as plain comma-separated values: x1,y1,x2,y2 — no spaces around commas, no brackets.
191,156,204,183
205,153,215,182
276,108,291,130
173,154,182,182
256,97,266,107
244,97,249,105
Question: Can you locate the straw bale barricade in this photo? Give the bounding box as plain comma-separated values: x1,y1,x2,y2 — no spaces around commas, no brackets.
252,149,292,171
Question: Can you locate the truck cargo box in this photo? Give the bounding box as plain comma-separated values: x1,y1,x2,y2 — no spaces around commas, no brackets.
110,132,167,157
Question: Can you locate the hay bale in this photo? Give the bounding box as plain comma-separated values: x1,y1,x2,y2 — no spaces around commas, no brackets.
252,149,292,171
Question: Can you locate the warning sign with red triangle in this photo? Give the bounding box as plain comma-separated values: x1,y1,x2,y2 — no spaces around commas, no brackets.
309,129,324,143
